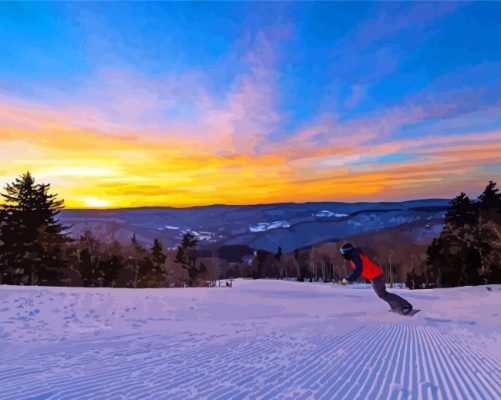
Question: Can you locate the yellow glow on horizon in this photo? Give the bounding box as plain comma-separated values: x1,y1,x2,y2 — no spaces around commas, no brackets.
83,196,111,208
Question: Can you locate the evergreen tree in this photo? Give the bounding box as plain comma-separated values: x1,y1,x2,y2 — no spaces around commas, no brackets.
136,238,166,287
131,233,145,253
445,192,477,228
478,181,501,211
460,247,482,286
129,234,147,288
174,246,185,265
275,246,283,262
121,233,156,287
476,181,501,283
275,246,283,279
151,238,167,275
425,182,501,287
0,172,69,285
175,232,202,286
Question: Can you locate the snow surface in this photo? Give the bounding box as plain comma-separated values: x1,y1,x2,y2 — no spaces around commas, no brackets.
313,210,348,218
249,221,290,232
1,280,500,399
165,225,180,230
187,230,216,242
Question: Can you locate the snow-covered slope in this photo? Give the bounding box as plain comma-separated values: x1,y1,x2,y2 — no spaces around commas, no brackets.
1,281,500,399
313,210,348,218
249,220,291,232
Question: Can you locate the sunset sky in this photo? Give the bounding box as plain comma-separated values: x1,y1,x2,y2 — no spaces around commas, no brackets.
1,2,500,208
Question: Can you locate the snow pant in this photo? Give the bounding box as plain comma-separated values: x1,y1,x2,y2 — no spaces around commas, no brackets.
371,274,412,311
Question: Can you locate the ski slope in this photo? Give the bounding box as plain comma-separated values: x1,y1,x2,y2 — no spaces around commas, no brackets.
1,280,500,399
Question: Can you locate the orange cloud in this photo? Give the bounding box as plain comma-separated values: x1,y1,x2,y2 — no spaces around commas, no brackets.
1,58,500,208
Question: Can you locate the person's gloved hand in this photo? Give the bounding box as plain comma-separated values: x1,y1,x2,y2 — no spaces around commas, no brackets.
340,278,349,286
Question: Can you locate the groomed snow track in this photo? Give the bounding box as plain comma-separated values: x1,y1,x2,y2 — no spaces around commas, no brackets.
1,323,499,400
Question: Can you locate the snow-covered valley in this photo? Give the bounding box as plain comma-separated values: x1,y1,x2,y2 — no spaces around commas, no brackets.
1,280,500,399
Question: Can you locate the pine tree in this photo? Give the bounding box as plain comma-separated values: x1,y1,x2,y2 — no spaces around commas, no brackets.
275,246,283,261
275,246,283,279
131,233,144,252
130,234,144,288
151,238,166,275
0,172,69,285
181,232,198,250
478,181,501,211
175,232,201,286
445,192,478,228
135,238,166,288
475,181,501,283
426,183,501,287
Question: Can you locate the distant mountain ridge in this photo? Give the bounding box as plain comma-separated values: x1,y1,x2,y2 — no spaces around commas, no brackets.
60,199,450,253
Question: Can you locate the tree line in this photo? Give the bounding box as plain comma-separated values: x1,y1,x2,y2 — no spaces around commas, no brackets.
1,172,499,288
0,172,214,287
407,181,501,288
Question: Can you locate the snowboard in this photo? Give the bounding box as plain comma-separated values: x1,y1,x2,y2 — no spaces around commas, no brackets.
389,309,421,316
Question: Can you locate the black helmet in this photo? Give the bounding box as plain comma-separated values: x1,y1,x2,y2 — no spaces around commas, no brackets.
340,242,355,256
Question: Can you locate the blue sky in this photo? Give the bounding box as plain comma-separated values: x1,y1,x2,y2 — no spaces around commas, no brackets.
0,2,500,207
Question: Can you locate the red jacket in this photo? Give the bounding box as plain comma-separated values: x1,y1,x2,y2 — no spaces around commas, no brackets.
350,252,383,280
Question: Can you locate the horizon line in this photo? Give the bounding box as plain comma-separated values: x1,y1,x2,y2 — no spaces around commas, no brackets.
61,197,450,211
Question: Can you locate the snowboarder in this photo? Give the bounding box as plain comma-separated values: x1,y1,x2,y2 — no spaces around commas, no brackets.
339,242,413,315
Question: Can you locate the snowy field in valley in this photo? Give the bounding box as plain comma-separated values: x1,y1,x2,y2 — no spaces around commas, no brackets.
1,279,500,400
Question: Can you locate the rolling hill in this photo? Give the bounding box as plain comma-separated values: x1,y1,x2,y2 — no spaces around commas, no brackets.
60,199,449,253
